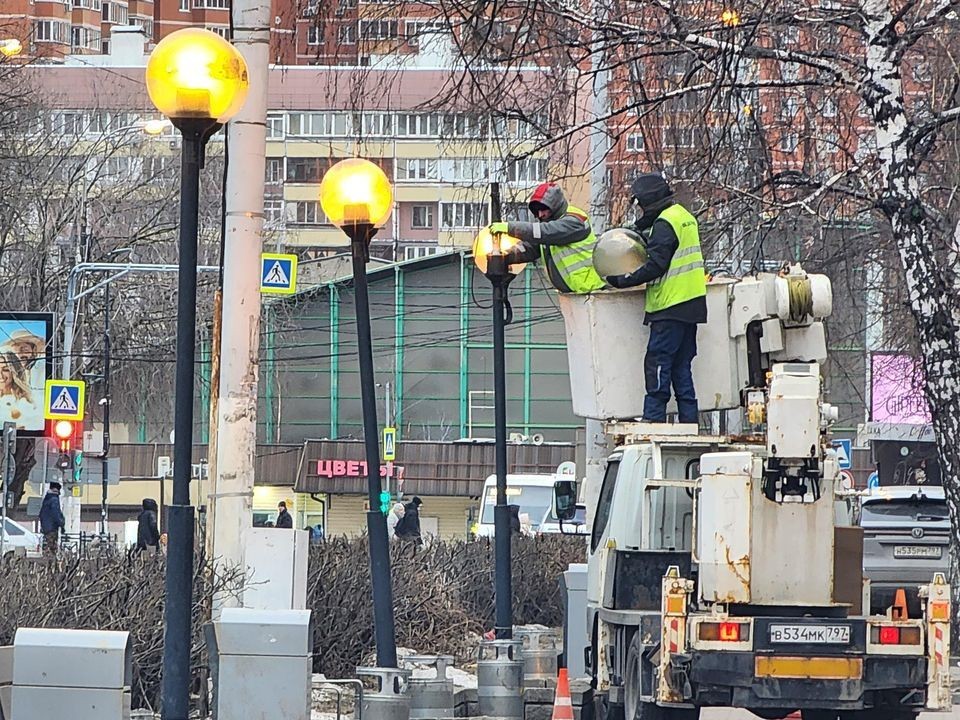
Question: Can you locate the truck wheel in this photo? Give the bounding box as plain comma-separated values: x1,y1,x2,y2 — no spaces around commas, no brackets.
636,702,698,720
594,694,624,720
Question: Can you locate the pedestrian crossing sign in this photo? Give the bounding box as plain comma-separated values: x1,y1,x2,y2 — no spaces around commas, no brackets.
382,426,396,461
260,253,298,295
832,438,852,470
44,380,85,421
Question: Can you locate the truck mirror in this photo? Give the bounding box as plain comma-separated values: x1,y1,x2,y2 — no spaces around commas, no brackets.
554,480,578,521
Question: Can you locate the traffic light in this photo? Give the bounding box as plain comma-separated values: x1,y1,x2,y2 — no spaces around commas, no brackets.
49,420,82,473
379,490,391,515
73,449,83,483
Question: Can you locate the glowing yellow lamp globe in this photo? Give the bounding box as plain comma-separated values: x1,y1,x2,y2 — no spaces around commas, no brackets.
472,227,527,275
0,39,23,57
319,158,393,228
145,28,249,123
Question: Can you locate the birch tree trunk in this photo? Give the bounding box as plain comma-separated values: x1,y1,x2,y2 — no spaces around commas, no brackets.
863,0,960,589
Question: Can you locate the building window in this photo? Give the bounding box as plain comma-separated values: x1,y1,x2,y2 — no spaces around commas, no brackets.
35,20,69,44
143,155,174,178
266,113,284,138
514,113,548,140
101,39,110,54
307,24,322,45
625,133,644,152
361,112,392,136
287,111,350,137
503,203,533,222
265,157,283,184
405,19,443,47
286,157,329,183
411,205,434,229
194,0,230,8
780,132,798,153
179,0,189,10
101,2,109,19
397,113,440,137
289,200,328,226
403,245,440,260
665,126,696,149
51,111,85,135
443,113,484,138
439,158,488,183
440,202,488,229
507,157,547,184
338,25,356,44
264,199,284,224
396,158,437,181
359,19,398,40
207,25,230,38
136,17,154,36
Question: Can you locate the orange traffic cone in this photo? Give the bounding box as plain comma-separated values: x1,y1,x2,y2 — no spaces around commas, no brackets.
552,668,574,720
892,588,909,620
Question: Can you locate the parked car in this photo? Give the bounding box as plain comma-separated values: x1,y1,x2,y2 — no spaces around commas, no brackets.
858,485,949,616
0,517,41,554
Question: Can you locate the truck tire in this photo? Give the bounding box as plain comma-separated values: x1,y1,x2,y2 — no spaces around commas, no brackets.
624,634,698,720
594,694,624,720
839,712,918,720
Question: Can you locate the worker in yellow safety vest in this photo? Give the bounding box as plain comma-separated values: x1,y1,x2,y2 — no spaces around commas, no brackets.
487,183,606,294
605,173,707,424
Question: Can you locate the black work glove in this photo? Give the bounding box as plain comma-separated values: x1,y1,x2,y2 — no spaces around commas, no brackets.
606,274,634,289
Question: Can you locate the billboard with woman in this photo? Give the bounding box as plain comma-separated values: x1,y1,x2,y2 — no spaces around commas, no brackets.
0,313,54,436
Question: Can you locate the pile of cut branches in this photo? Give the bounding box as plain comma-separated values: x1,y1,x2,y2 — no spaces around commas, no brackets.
309,534,585,678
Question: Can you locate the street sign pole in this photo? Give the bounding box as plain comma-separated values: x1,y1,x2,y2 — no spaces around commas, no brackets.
1,422,16,558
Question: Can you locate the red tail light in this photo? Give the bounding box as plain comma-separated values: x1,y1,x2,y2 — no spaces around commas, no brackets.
878,626,900,645
719,622,741,642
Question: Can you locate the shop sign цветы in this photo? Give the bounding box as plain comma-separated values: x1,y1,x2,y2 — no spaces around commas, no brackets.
316,459,404,480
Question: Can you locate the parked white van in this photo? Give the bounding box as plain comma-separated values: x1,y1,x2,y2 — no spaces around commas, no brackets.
474,472,586,537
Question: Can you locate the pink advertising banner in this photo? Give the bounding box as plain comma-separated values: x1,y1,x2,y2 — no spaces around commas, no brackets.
870,353,931,424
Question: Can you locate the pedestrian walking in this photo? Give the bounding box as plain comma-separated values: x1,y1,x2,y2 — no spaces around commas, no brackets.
136,498,161,554
276,501,294,528
395,496,423,543
387,502,405,539
39,481,65,557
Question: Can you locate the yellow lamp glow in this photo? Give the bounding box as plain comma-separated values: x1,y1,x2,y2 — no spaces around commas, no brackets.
472,227,527,275
319,158,394,228
145,28,249,123
0,39,22,57
142,119,173,135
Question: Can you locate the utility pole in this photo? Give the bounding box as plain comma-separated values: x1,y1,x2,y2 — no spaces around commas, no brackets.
584,0,614,524
100,282,112,535
209,0,271,598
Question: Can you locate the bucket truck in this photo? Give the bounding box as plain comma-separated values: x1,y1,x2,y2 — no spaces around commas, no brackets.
552,265,952,720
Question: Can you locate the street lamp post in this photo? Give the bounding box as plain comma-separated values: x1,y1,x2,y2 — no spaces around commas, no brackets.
145,27,249,720
319,158,398,669
472,191,527,639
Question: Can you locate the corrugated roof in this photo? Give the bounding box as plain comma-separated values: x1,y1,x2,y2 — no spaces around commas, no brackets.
296,439,574,496
111,443,303,485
